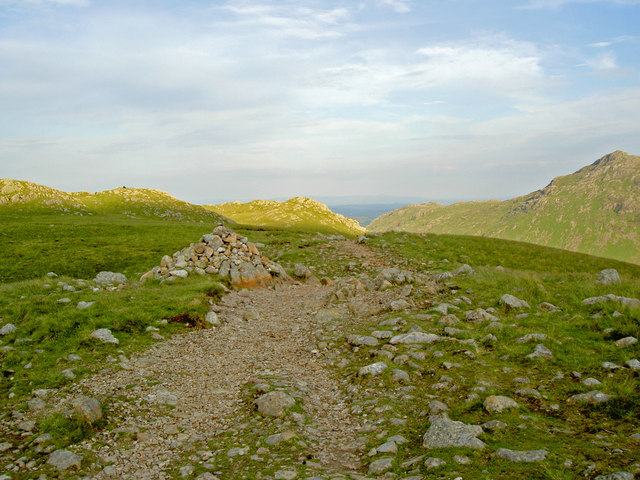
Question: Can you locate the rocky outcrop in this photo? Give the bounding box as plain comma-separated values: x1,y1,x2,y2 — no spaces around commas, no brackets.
141,225,289,288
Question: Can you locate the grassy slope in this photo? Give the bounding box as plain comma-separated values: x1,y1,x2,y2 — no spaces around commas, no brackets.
0,211,639,479
204,197,366,236
369,151,640,264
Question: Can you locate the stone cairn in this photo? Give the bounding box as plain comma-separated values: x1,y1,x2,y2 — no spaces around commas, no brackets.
141,225,289,288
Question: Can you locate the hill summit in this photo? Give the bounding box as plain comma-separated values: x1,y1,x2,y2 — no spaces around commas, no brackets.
0,179,227,223
369,151,640,264
206,197,367,236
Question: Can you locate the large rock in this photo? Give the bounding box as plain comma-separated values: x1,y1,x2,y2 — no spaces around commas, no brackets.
526,344,553,359
71,395,102,424
494,448,548,462
499,294,530,309
582,294,640,309
94,271,127,286
90,328,119,344
483,395,519,413
422,413,485,449
596,269,621,285
47,449,82,471
595,472,634,480
255,391,295,418
464,308,499,323
390,332,442,345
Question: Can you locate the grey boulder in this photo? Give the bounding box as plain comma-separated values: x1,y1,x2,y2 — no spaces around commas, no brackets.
422,413,485,449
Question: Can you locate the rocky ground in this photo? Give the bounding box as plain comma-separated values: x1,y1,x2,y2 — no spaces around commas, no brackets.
1,237,639,479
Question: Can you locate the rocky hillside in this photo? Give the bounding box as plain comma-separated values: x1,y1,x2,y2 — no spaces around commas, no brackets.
0,179,227,223
205,197,367,236
369,151,640,264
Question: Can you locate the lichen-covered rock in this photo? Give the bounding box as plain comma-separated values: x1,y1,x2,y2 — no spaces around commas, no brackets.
499,294,530,309
71,395,102,424
567,390,615,404
422,413,485,449
596,269,621,285
94,271,127,286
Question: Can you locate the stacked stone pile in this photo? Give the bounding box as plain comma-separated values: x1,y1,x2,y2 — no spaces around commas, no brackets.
141,225,289,288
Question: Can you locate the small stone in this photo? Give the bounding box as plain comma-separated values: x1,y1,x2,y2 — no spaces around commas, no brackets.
179,465,195,477
625,359,640,370
0,442,12,452
377,440,397,454
390,299,411,311
391,369,410,382
71,395,102,424
568,390,615,404
389,332,441,344
453,455,471,464
76,301,95,309
526,344,553,359
494,448,548,462
483,395,519,413
255,391,296,417
68,354,82,361
499,294,530,309
425,457,446,469
582,378,602,387
0,323,17,335
156,388,178,406
616,337,637,348
90,328,119,344
429,400,449,414
482,420,507,431
422,413,485,449
358,361,388,377
516,333,547,343
227,446,249,457
594,473,634,480
47,449,82,471
368,457,395,475
27,397,46,411
196,474,220,480
596,269,621,285
274,470,297,480
347,335,379,347
61,368,76,379
205,311,220,326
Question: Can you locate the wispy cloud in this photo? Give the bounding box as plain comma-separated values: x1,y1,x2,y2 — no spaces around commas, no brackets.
588,35,636,47
379,0,412,13
520,0,640,8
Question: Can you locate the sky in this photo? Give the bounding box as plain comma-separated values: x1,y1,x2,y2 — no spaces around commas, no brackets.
0,0,639,205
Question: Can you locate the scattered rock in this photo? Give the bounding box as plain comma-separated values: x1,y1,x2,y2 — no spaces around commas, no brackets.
77,301,95,309
358,361,388,377
390,332,441,344
90,328,119,344
390,299,411,311
94,271,128,286
568,390,615,404
422,413,485,449
71,395,102,424
455,264,474,275
0,323,17,335
516,333,547,343
594,473,634,480
494,448,548,462
483,395,519,413
582,294,640,309
499,294,530,309
526,344,553,359
205,311,220,326
368,457,394,475
47,449,82,471
424,457,446,469
596,269,621,285
255,391,296,417
625,359,640,370
615,336,637,348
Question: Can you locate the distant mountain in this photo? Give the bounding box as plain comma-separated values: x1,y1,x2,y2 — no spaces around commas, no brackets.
205,197,366,236
328,203,411,227
369,151,640,264
0,179,228,223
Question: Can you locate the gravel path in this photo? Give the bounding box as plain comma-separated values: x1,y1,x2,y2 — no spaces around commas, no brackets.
78,282,365,479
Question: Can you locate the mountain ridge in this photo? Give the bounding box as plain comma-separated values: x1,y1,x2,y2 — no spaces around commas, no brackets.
369,150,640,264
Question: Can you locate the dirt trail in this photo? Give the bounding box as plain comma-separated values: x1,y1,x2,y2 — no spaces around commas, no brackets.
75,243,389,479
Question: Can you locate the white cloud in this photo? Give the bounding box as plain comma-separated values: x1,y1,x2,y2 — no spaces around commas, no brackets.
584,52,619,70
379,0,412,13
520,0,640,8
